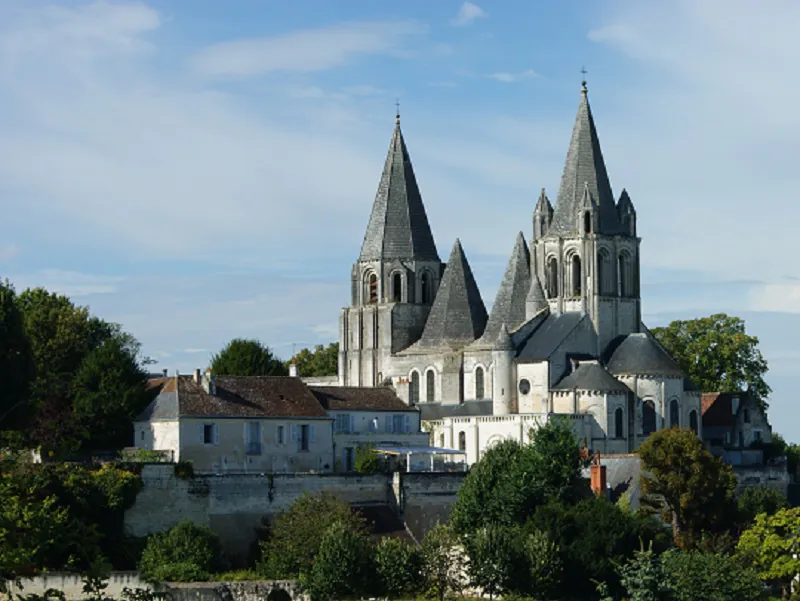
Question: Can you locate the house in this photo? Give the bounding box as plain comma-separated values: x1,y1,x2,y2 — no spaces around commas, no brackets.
310,386,427,471
702,392,772,465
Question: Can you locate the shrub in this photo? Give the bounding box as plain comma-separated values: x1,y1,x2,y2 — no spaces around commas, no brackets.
421,523,464,601
304,521,374,601
737,486,788,524
354,444,381,473
374,537,423,598
139,521,223,582
465,524,518,599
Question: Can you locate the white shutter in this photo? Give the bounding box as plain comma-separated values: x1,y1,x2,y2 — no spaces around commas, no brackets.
213,424,219,445
404,415,411,433
310,424,317,443
385,415,393,433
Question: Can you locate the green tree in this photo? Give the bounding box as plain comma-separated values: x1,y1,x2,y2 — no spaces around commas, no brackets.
607,544,672,601
305,521,374,601
638,428,738,548
421,523,464,601
520,527,562,600
736,507,800,598
374,538,422,599
139,520,223,582
465,524,517,600
259,492,368,578
651,314,770,407
210,338,287,377
0,281,34,433
737,486,789,524
765,433,800,479
662,549,762,601
354,444,381,473
287,343,338,377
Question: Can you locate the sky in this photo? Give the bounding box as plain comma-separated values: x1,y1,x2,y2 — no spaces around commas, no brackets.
1,0,799,440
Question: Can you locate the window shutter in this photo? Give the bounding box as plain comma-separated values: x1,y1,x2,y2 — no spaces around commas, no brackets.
385,415,393,433
291,424,298,442
349,415,354,434
213,424,219,445
310,424,317,443
404,415,411,433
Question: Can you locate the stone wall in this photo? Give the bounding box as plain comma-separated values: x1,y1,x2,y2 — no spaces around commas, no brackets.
7,572,151,600
398,472,464,541
734,464,791,495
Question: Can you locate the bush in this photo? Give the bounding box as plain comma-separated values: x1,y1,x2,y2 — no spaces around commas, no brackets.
662,549,762,601
738,486,788,523
465,524,518,599
304,521,374,601
374,537,423,599
354,445,381,473
139,521,223,582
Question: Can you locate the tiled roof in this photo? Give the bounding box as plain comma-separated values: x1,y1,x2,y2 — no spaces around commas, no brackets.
136,377,178,421
311,386,417,412
515,312,590,360
606,332,684,377
419,400,493,421
553,361,629,393
701,392,737,428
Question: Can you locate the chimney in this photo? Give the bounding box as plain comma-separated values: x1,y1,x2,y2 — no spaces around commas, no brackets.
194,368,202,384
289,362,298,378
202,368,216,395
162,368,168,377
590,463,607,497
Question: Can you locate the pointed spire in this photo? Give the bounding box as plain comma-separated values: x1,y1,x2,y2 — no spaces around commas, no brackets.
549,83,621,236
617,188,635,214
526,272,548,319
415,239,487,349
473,232,530,347
617,189,636,236
535,188,553,214
359,116,440,262
493,323,514,352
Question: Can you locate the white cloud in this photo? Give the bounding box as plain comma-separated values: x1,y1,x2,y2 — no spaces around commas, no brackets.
12,269,124,297
452,2,487,27
748,284,800,314
191,20,426,78
487,69,537,83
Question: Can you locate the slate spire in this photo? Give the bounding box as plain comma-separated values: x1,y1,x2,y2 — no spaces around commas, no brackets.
359,115,440,262
473,232,530,347
549,82,621,236
414,239,487,349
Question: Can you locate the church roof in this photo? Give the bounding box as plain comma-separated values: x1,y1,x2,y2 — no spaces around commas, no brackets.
606,332,684,377
553,360,629,393
549,83,622,236
419,400,493,421
473,232,530,347
359,115,440,262
515,312,589,360
413,239,487,350
493,323,514,351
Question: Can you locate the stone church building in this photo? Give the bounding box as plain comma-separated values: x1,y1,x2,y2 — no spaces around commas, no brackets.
338,83,702,464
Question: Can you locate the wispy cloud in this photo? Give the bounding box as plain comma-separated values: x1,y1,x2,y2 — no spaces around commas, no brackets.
452,2,487,27
12,269,124,297
487,69,537,83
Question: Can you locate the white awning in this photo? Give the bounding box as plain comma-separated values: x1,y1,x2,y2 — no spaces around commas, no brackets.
372,445,465,456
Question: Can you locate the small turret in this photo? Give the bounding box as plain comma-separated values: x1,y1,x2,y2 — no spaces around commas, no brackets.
532,189,554,239
617,189,636,237
492,323,514,416
525,273,548,320
578,182,598,235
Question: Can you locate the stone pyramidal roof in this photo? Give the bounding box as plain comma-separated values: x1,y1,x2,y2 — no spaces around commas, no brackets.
473,232,530,347
414,239,487,349
549,83,622,236
359,115,440,262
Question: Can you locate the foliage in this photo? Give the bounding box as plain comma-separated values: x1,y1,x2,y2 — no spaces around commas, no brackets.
451,418,584,534
258,492,368,579
287,343,338,377
420,522,464,601
354,444,381,473
210,338,287,377
737,507,800,597
766,433,800,478
610,544,672,601
0,280,34,432
519,527,562,600
464,524,518,600
662,548,763,601
652,313,771,408
209,569,263,582
374,537,423,599
738,486,789,524
139,520,223,582
638,427,738,548
304,521,374,601
173,461,194,480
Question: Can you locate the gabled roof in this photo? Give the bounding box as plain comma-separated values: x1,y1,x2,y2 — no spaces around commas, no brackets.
553,360,629,393
606,332,684,377
311,386,417,412
701,392,761,429
472,232,530,347
549,83,622,236
412,239,487,350
515,312,590,360
137,377,178,420
419,400,493,421
359,116,440,262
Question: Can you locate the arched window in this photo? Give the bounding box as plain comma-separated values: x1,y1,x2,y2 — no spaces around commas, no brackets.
546,257,558,299
584,211,591,234
475,367,485,400
642,400,656,435
615,407,624,438
426,370,435,402
368,273,378,304
409,371,420,404
597,249,610,295
420,272,431,304
571,254,582,297
539,217,546,236
670,399,680,428
392,272,402,303
617,253,629,297
458,431,466,451
689,410,698,434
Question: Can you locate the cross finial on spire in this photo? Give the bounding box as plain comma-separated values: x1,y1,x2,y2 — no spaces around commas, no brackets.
580,66,588,92
395,98,400,123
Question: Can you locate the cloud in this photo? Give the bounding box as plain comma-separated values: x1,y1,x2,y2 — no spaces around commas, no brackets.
191,20,426,78
452,2,487,27
487,69,537,83
0,244,19,262
12,269,124,297
748,284,800,314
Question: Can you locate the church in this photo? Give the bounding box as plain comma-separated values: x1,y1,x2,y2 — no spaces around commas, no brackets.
337,82,703,465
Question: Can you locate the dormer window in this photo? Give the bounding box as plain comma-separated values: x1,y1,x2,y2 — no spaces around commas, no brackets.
368,274,378,304
392,272,402,302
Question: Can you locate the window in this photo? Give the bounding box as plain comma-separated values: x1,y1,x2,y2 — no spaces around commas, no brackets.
670,399,680,428
642,400,656,435
584,211,591,234
546,257,558,298
368,273,378,304
518,379,531,395
392,272,402,302
615,407,624,438
246,422,261,455
409,371,420,404
391,414,406,433
370,417,379,432
458,431,466,451
571,254,582,296
475,367,485,400
421,272,431,304
203,423,218,445
597,249,610,295
426,370,435,402
754,429,763,442
277,425,285,445
140,429,145,441
439,433,445,447
334,414,352,434
689,410,698,434
295,424,313,451
618,253,631,297
743,408,750,423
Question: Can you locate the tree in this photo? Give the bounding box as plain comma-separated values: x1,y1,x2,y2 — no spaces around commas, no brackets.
354,444,381,473
421,523,464,601
0,281,33,433
737,486,789,524
287,343,338,378
259,492,367,578
651,314,770,407
638,428,738,549
607,544,672,601
138,521,223,582
210,338,287,377
764,433,800,479
374,538,422,599
661,549,762,601
305,521,374,601
736,507,800,598
520,527,562,600
464,524,517,600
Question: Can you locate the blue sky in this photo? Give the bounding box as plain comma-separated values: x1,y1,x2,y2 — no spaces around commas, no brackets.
2,0,799,440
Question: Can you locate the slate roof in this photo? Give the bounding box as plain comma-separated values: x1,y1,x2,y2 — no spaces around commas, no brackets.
137,377,178,421
412,239,488,350
701,392,752,428
359,116,440,262
549,83,623,236
606,332,684,376
419,400,494,421
526,274,548,316
311,386,418,412
553,360,629,393
515,312,589,360
493,323,514,352
473,232,530,347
